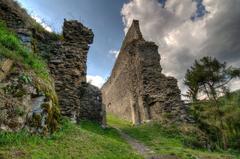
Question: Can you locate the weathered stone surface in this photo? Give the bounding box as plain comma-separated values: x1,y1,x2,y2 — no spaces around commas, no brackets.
102,20,187,124
0,0,32,29
77,83,103,123
0,0,104,126
0,91,30,132
0,0,60,134
0,58,13,81
49,20,103,123
0,67,59,134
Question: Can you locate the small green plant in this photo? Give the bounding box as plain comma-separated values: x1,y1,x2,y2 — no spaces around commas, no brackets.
15,107,25,116
18,74,32,84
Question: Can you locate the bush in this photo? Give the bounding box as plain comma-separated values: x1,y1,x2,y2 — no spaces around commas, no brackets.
189,91,240,150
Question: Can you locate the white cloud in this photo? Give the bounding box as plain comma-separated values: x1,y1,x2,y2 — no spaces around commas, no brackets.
87,75,105,88
229,79,240,92
109,50,120,58
31,15,53,32
121,0,240,94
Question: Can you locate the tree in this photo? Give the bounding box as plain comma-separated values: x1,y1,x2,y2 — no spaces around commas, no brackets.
184,63,202,101
184,56,240,101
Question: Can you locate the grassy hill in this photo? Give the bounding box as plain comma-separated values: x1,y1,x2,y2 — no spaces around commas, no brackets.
1,115,239,159
108,114,240,159
0,90,239,159
0,119,142,159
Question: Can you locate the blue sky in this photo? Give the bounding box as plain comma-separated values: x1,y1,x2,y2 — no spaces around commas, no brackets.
17,0,128,81
16,0,240,91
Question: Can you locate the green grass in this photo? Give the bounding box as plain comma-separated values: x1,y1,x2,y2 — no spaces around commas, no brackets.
0,118,142,159
108,114,240,159
0,21,49,79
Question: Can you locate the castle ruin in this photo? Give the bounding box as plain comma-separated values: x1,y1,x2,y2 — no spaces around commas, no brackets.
101,20,187,124
0,0,104,125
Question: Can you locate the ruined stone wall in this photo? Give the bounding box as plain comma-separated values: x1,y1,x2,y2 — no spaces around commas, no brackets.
0,0,104,124
102,20,187,124
0,0,31,29
137,41,187,122
48,20,103,123
102,21,145,122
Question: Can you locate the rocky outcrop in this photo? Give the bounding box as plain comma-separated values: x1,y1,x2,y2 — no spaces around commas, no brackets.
0,57,59,134
102,20,188,124
0,0,60,134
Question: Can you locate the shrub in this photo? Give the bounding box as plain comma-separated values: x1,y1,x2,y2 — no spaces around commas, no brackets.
189,91,240,150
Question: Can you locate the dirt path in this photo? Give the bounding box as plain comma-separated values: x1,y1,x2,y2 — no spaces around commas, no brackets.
114,127,154,158
114,127,179,159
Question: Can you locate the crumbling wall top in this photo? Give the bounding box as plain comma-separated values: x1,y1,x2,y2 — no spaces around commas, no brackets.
121,20,144,49
63,19,94,44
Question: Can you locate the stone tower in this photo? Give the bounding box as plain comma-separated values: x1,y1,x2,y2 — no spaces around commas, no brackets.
101,20,187,124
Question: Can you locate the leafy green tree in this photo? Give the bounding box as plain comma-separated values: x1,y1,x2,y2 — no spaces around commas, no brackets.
184,56,240,101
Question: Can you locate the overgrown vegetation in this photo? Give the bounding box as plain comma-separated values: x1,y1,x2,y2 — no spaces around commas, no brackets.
0,118,141,159
0,20,49,79
184,56,240,150
190,91,240,150
0,19,60,133
108,114,240,159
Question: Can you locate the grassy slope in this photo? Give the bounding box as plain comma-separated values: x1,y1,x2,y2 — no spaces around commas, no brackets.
0,119,142,159
0,21,50,79
108,114,240,159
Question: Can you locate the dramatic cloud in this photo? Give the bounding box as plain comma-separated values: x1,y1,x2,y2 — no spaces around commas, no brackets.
87,75,105,88
109,50,120,58
121,0,240,94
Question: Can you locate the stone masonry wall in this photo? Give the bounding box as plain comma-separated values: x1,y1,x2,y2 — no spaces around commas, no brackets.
0,0,104,124
49,20,103,123
102,20,188,124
